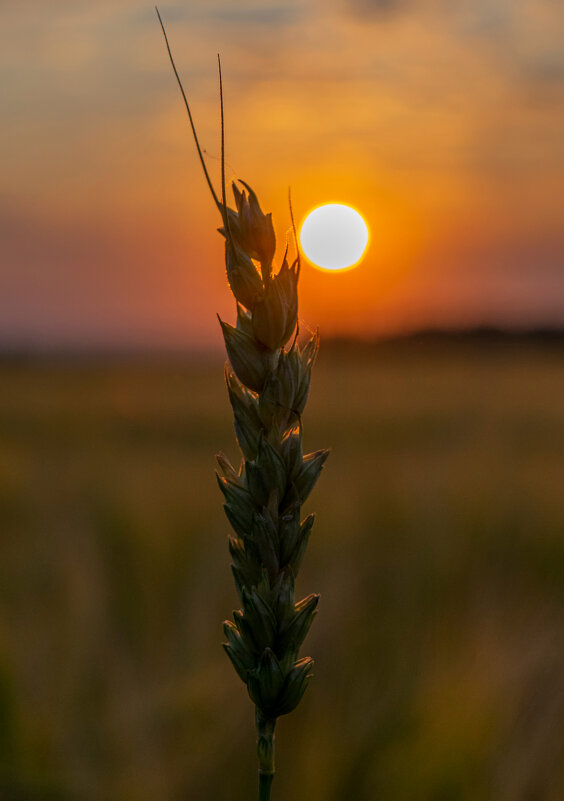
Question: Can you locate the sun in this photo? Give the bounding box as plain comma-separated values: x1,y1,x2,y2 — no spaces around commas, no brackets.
298,203,369,271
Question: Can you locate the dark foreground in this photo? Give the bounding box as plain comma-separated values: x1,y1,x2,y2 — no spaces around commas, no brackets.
1,342,563,801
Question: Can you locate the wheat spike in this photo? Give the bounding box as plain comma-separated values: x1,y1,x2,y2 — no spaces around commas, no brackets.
156,11,328,799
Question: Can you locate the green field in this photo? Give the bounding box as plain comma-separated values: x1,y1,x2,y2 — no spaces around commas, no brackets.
1,344,563,801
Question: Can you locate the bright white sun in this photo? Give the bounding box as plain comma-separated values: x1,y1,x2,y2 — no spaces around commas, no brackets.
299,203,369,271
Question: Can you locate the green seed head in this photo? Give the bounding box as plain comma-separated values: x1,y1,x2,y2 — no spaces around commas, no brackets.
217,181,327,725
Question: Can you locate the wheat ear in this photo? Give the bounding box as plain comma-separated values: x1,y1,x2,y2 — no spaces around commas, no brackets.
156,11,329,800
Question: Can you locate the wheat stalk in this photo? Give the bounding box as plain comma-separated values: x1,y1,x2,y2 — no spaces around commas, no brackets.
156,10,329,800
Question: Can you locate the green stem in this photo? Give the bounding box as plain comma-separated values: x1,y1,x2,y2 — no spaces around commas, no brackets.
256,710,276,801
258,772,274,801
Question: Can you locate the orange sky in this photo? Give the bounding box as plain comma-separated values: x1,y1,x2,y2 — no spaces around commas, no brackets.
1,0,563,350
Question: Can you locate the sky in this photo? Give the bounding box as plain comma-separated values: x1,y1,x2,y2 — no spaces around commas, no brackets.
1,0,563,350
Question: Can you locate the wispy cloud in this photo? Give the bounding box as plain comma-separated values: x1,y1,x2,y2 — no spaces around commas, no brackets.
343,0,406,18
170,2,302,26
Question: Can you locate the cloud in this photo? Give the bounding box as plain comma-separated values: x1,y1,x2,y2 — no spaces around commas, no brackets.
202,5,301,25
343,0,405,18
161,2,302,27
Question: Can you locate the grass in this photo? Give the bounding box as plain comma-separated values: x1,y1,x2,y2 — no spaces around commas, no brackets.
1,341,563,801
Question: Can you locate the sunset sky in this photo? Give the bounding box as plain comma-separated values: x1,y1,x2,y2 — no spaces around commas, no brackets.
1,0,563,350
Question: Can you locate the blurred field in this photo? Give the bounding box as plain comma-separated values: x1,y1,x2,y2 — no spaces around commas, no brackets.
1,342,563,801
